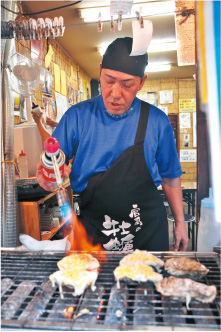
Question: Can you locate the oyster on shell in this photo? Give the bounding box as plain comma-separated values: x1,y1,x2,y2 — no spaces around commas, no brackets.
114,262,163,289
119,249,164,272
49,253,99,298
57,253,100,272
164,257,209,279
50,268,98,298
156,276,217,309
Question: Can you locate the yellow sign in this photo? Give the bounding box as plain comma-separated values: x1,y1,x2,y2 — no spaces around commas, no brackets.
45,45,54,68
54,63,60,93
179,99,196,112
60,70,67,96
83,79,87,101
70,66,73,85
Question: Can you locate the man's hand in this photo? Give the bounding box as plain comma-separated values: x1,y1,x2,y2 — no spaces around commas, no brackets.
172,222,189,251
162,177,189,252
36,161,71,192
31,111,42,125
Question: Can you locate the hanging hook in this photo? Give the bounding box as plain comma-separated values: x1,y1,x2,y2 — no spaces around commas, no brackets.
40,18,46,39
23,20,30,40
139,7,144,29
15,20,23,41
44,18,50,38
37,18,43,40
118,10,123,31
53,17,59,37
59,16,65,36
29,18,37,40
110,15,115,32
98,12,102,32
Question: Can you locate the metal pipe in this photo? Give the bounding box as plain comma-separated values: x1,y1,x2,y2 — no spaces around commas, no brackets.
51,154,63,188
1,1,18,246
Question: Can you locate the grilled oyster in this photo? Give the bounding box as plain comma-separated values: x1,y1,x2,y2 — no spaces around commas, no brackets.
114,262,163,288
119,249,164,272
156,276,217,309
164,257,209,279
49,268,98,298
57,253,100,272
50,253,100,298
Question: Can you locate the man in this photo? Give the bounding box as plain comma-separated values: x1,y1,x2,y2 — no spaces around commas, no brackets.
37,37,188,252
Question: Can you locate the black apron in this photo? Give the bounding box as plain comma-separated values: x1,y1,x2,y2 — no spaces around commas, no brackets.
78,101,169,251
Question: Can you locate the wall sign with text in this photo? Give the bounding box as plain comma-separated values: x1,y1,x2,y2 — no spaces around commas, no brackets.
180,149,197,162
179,99,196,112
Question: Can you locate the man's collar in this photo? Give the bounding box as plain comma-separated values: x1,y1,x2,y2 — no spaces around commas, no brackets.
101,98,138,119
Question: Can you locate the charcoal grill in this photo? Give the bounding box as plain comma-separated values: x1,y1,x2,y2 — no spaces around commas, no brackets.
1,250,220,331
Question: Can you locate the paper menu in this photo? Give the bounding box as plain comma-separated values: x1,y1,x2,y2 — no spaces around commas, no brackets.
130,20,153,56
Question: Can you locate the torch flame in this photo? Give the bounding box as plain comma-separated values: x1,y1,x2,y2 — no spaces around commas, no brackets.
63,209,106,255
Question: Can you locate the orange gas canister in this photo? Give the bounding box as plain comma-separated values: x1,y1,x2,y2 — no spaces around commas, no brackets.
40,137,65,188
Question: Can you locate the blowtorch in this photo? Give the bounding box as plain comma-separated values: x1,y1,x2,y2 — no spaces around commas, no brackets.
41,137,73,220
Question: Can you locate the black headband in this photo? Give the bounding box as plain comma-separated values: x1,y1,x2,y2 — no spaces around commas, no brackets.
101,37,148,77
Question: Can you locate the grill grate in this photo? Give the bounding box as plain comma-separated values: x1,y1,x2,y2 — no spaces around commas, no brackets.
1,250,220,331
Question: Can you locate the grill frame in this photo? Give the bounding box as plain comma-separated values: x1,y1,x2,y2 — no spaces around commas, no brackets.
1,250,220,331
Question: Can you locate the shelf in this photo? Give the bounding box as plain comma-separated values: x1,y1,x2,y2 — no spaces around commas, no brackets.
41,219,68,241
19,181,73,242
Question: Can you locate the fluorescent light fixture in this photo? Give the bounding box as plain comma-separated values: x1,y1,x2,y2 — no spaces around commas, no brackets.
99,41,177,56
148,42,177,53
80,7,110,22
80,1,175,23
145,64,172,72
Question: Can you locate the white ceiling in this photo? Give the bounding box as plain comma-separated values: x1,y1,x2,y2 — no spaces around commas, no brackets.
23,0,196,80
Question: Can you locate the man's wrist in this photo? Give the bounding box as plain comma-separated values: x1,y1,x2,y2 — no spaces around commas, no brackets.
174,218,185,226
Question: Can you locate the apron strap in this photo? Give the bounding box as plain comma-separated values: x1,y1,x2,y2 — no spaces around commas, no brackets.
134,101,150,144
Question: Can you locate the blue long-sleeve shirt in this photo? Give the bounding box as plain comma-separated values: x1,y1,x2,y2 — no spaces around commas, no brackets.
52,95,182,192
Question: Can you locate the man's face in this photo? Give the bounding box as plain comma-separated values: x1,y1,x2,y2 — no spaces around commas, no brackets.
100,68,147,115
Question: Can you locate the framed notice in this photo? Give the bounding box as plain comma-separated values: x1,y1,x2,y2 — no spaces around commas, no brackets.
160,90,173,104
146,92,158,106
